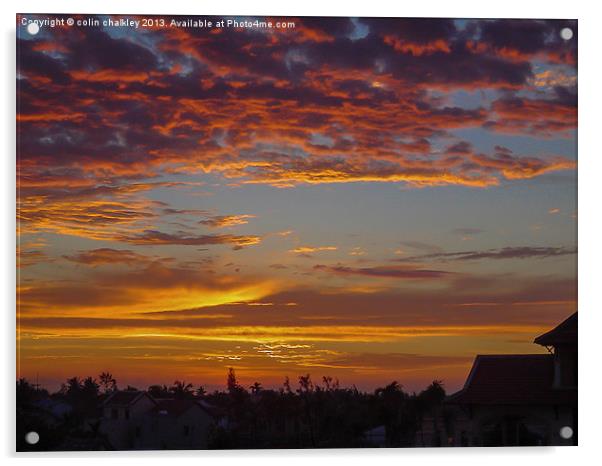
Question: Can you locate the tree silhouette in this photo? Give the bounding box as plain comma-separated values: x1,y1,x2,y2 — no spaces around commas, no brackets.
16,378,47,405
322,376,340,391
419,380,445,405
249,382,263,395
64,376,82,398
98,372,117,394
415,380,447,446
297,374,313,394
148,384,170,398
82,377,99,397
375,380,402,399
16,371,459,449
227,367,240,394
282,376,292,394
296,374,316,446
170,380,194,399
374,381,408,446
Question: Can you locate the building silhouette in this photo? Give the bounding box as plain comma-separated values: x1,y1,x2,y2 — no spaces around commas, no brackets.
445,312,577,446
100,390,214,449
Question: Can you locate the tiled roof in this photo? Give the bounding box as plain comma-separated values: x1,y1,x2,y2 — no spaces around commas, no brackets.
103,390,149,407
447,354,576,406
198,399,223,417
534,312,577,346
151,399,207,418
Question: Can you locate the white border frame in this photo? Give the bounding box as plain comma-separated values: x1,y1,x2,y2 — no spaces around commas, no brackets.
3,1,600,464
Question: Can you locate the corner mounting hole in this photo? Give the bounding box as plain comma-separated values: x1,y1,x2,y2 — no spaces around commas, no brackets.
26,23,40,35
560,28,573,40
25,431,40,445
559,426,573,439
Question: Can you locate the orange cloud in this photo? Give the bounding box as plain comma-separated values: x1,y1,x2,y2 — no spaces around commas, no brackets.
290,246,338,254
62,248,161,267
314,264,451,280
18,197,157,240
117,230,261,249
384,36,451,56
199,214,255,228
17,19,576,198
487,96,576,137
18,318,548,343
18,261,275,318
17,247,50,268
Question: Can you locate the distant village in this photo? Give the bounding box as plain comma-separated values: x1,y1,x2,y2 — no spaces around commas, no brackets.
17,313,577,450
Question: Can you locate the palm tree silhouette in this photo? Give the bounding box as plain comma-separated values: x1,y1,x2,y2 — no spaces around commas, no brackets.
249,382,263,395
170,380,194,399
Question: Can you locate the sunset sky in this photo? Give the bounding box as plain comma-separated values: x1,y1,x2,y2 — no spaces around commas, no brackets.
17,15,577,392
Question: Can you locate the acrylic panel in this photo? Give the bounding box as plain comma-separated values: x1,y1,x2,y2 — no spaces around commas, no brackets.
16,14,577,451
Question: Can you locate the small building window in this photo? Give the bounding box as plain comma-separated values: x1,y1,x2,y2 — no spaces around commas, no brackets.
125,409,130,420
111,408,118,419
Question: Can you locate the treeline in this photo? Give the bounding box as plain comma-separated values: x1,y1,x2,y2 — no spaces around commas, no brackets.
17,369,451,450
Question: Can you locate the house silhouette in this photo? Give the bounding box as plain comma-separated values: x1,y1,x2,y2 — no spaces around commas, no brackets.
99,390,214,450
444,312,577,446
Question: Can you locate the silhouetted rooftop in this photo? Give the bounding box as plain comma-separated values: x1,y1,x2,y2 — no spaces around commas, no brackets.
447,354,576,406
103,390,152,407
151,399,208,418
534,312,578,346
